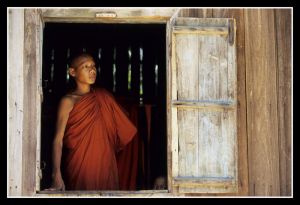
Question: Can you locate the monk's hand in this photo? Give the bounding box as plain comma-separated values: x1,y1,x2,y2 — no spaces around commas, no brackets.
45,173,65,191
153,176,167,190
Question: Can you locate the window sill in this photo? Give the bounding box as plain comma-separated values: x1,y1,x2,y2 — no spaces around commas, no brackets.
36,189,171,197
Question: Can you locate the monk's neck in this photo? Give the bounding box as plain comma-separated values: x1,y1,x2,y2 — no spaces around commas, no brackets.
74,84,91,96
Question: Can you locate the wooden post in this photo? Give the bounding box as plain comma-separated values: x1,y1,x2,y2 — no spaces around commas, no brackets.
8,8,25,197
245,9,280,196
274,9,291,196
22,8,43,196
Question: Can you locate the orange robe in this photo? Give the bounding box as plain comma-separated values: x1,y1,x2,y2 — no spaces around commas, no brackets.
116,101,139,190
62,88,137,190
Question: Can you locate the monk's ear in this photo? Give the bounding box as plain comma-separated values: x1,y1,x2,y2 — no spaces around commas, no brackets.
69,67,76,77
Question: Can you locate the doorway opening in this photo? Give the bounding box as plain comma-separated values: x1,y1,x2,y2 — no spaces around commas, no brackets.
40,22,167,191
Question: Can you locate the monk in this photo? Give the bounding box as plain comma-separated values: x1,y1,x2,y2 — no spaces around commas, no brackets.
46,53,137,191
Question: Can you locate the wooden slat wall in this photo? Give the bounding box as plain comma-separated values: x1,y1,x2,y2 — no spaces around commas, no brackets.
179,9,213,18
245,9,280,196
41,24,165,105
274,9,291,196
180,8,291,196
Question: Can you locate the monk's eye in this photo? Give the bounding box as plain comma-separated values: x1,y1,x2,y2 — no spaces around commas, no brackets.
83,65,96,70
83,65,90,70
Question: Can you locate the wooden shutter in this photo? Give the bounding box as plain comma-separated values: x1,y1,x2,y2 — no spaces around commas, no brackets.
170,17,237,193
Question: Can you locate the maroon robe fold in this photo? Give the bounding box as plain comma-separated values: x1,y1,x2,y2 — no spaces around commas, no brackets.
63,88,137,190
116,100,139,190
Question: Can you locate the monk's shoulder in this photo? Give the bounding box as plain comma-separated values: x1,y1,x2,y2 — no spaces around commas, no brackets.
58,95,76,113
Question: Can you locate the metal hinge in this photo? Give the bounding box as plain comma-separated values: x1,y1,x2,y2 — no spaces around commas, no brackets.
228,18,236,46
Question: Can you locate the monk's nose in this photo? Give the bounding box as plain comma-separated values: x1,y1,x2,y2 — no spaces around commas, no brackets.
89,69,96,74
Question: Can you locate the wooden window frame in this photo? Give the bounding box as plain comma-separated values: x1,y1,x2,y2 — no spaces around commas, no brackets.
24,8,179,197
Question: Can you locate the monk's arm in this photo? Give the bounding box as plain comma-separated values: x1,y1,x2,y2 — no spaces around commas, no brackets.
51,97,73,181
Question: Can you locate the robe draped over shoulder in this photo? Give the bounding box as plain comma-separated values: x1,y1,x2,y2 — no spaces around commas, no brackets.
62,87,137,190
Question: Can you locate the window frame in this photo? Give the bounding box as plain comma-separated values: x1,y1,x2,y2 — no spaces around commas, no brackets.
33,8,179,197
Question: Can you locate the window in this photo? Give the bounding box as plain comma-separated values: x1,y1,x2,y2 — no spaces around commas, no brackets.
40,23,167,192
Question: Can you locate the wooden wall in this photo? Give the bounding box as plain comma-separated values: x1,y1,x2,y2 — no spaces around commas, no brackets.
179,8,291,196
8,8,25,196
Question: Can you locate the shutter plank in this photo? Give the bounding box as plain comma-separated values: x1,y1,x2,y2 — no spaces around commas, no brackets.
197,111,236,178
178,109,199,177
176,32,199,177
176,34,199,101
198,111,222,177
198,35,229,101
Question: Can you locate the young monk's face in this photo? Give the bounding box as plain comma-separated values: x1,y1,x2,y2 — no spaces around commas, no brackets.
69,57,97,85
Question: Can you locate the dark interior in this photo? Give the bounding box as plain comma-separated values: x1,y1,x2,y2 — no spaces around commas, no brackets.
41,22,167,190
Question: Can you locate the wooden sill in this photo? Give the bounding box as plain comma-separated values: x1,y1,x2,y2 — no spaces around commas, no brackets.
36,189,171,197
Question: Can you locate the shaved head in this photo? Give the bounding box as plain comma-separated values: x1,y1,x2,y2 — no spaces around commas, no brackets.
69,53,95,69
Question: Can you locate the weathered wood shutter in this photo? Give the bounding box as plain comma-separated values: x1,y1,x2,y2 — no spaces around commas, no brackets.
170,17,237,193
